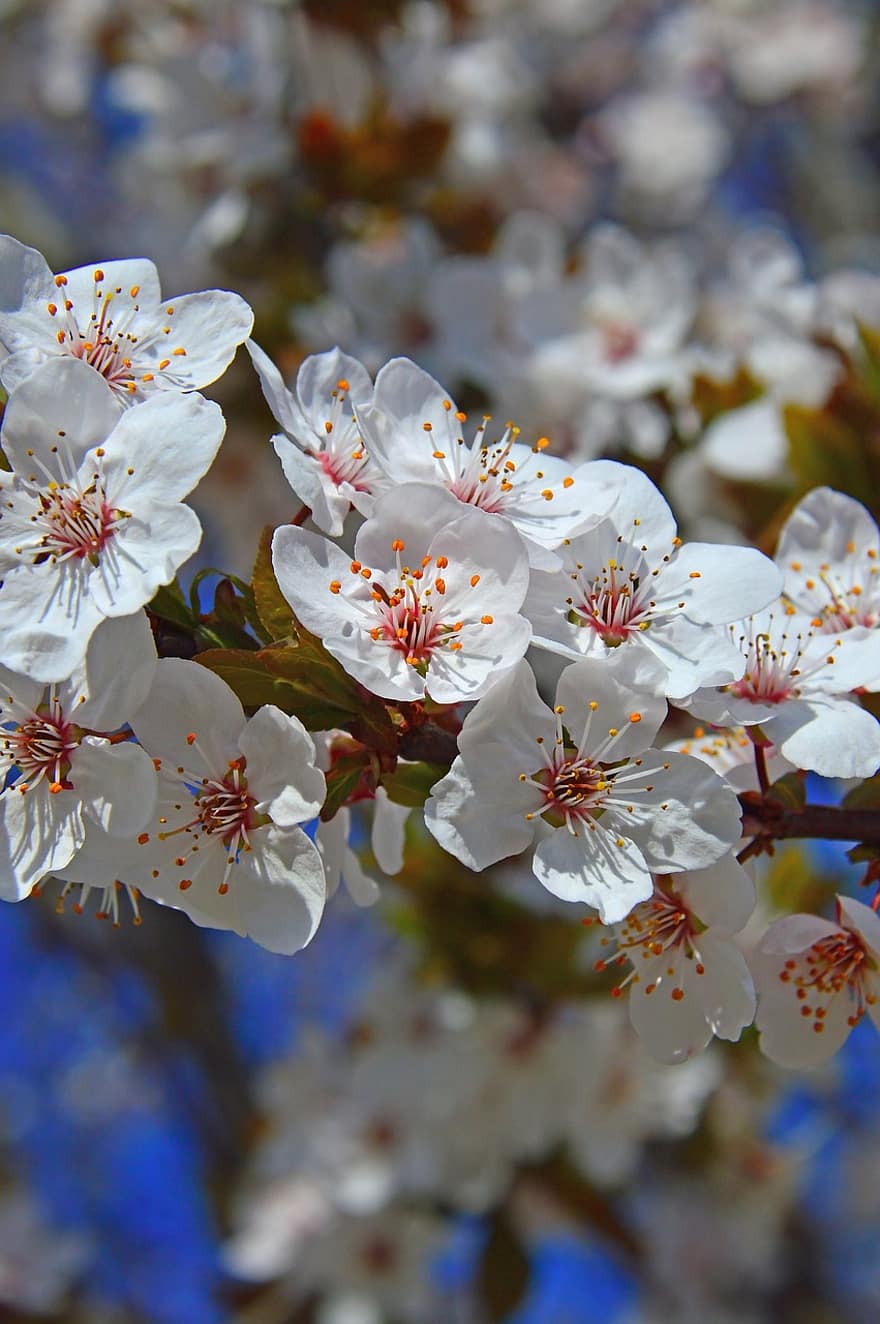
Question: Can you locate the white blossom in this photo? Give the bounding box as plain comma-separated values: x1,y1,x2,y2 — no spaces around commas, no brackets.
594,854,757,1063
775,486,880,689
425,655,743,923
354,357,609,568
0,356,224,681
680,605,880,778
0,612,158,901
753,896,880,1068
272,483,531,704
0,234,253,403
524,462,783,697
248,342,382,535
64,660,327,954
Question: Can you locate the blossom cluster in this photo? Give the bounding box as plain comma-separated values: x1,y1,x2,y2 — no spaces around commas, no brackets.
0,230,878,1084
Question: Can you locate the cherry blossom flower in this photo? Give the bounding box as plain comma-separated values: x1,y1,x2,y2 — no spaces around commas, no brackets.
0,612,158,901
272,483,532,704
0,356,225,682
753,896,880,1068
516,226,698,461
680,605,880,778
63,659,327,954
593,854,757,1063
425,655,742,923
775,486,880,689
247,342,383,535
524,462,783,697
0,234,253,404
353,357,610,568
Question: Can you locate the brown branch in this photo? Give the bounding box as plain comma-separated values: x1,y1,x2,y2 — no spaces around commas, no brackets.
738,794,880,848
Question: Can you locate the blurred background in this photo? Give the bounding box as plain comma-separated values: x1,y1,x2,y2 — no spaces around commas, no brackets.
1,1,880,1321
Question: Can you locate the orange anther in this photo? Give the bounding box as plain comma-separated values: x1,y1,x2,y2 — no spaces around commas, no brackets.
337,378,350,391
186,732,197,745
46,302,57,315
158,358,170,370
563,476,574,489
329,580,342,594
391,539,405,552
470,574,480,587
481,614,494,624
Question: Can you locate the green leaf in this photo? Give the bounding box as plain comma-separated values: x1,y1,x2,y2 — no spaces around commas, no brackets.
382,760,446,807
766,772,807,811
321,746,376,821
148,580,195,631
251,525,295,643
847,844,880,864
843,773,880,811
195,638,397,755
785,403,874,504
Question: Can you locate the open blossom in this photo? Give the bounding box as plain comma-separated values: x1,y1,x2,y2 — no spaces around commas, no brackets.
247,342,383,535
594,854,757,1063
775,486,880,689
524,462,783,697
753,896,880,1068
354,356,611,568
680,605,880,779
64,660,327,954
0,356,225,682
0,612,158,901
272,483,531,704
0,234,253,403
425,655,742,923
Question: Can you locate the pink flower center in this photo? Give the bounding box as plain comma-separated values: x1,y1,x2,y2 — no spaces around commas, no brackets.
155,754,266,896
4,706,78,794
329,539,494,675
601,321,640,364
195,760,260,853
36,481,120,563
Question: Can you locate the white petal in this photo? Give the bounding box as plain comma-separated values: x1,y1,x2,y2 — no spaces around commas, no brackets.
103,391,226,506
658,543,783,624
424,745,541,871
770,697,880,778
143,824,325,955
57,611,157,731
1,357,121,477
0,785,82,898
130,657,245,771
143,290,253,390
239,706,325,826
611,750,742,872
371,787,409,875
90,503,203,618
675,854,756,933
74,738,158,837
532,821,653,922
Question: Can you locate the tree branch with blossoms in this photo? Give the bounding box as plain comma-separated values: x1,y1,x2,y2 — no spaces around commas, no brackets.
0,231,880,1076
